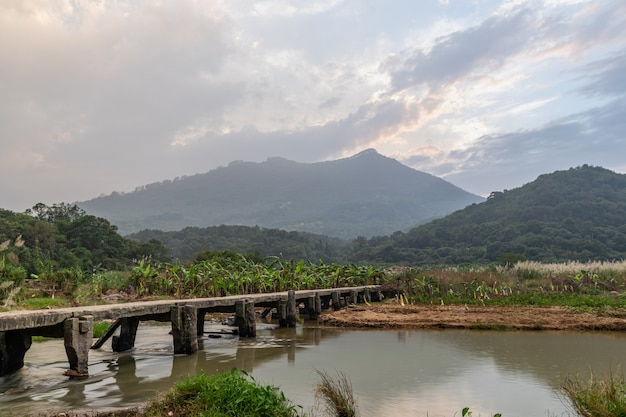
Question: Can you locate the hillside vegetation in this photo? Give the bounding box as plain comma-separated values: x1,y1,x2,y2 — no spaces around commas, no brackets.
128,225,347,262
78,149,482,238
0,203,167,279
348,165,626,265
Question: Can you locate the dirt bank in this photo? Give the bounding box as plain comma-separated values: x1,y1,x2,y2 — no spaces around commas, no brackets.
318,302,626,331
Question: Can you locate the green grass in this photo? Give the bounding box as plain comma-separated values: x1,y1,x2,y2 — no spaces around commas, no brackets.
562,371,626,417
19,296,70,309
32,320,110,343
142,369,302,417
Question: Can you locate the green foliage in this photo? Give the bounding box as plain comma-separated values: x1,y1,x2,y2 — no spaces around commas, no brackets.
142,369,301,417
19,297,70,309
129,225,347,263
563,371,626,417
0,204,168,278
128,256,385,298
348,165,626,265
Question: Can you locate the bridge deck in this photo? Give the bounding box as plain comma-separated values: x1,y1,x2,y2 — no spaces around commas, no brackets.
0,286,379,332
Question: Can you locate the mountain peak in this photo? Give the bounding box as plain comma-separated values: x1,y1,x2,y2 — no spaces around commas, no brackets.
79,151,482,238
350,148,380,158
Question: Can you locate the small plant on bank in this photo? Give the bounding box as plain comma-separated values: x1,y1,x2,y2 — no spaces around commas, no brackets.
314,369,359,417
562,370,626,417
142,368,302,417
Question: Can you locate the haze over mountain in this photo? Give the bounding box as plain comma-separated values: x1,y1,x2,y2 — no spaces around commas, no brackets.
78,149,483,238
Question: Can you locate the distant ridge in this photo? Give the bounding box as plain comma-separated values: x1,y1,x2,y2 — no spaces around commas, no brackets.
348,165,626,263
78,149,483,238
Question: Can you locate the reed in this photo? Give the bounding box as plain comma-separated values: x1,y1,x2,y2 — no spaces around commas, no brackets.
314,369,358,417
562,371,626,417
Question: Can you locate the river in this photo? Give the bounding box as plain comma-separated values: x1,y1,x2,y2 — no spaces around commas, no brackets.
1,321,625,416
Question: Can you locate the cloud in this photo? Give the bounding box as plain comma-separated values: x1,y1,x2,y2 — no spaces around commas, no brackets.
1,0,625,213
424,97,626,195
382,7,535,92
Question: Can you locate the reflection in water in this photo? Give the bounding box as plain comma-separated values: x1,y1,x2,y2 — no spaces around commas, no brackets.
1,322,625,416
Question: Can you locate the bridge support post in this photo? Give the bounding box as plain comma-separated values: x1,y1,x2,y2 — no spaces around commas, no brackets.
235,300,256,337
278,299,288,327
197,309,206,336
331,291,342,310
112,317,139,352
363,288,371,303
64,315,93,377
306,294,322,320
171,305,198,354
287,290,297,327
350,290,358,305
0,330,32,376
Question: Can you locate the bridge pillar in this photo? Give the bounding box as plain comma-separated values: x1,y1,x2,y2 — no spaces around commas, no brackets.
278,299,288,327
331,291,342,310
64,315,93,378
0,330,32,376
235,300,256,337
197,309,206,336
112,317,139,352
286,290,297,327
305,294,322,320
171,305,198,354
350,290,358,305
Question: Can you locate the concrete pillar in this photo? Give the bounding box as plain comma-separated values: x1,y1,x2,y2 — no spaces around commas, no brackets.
197,309,206,337
112,317,139,352
350,290,358,305
332,291,342,310
363,288,371,303
64,315,93,377
286,290,297,327
306,294,322,320
235,300,256,337
0,330,32,376
278,299,288,327
171,305,198,354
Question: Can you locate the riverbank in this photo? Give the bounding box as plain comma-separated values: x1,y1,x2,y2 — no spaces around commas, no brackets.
318,301,626,331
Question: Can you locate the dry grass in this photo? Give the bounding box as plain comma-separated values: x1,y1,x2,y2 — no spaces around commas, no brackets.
314,369,359,417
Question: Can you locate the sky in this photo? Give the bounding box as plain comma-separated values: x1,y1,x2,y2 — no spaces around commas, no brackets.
2,0,625,212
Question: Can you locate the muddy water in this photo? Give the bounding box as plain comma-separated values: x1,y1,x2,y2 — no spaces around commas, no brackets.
1,322,626,416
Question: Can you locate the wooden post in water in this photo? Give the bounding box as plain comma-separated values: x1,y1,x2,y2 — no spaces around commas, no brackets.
63,315,93,377
0,330,32,377
287,290,297,327
171,305,198,354
235,300,256,337
112,317,139,352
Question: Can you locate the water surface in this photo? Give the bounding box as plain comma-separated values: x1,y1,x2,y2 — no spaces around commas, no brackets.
1,322,625,416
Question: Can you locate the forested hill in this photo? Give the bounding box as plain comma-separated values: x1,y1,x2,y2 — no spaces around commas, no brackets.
128,226,348,262
348,165,626,264
78,149,482,238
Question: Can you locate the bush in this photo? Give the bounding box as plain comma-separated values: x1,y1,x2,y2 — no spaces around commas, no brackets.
142,369,301,417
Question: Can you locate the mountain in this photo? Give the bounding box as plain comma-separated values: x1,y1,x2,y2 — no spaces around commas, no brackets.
78,149,483,238
348,165,626,264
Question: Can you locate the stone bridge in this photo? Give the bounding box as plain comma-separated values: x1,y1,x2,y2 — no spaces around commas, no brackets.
0,286,381,378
